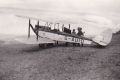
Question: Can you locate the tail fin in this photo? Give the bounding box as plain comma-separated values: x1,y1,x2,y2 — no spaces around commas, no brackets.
92,28,112,46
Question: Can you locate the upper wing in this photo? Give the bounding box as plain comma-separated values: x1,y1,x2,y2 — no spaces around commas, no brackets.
0,7,114,27
0,7,84,24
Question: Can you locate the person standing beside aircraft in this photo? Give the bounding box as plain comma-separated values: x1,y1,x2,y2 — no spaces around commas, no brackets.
77,27,84,47
72,29,77,46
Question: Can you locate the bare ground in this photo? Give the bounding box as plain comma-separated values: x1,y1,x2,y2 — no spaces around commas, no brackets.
0,34,120,80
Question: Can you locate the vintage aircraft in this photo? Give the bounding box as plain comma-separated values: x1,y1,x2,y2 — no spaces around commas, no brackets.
0,7,113,47
15,15,113,47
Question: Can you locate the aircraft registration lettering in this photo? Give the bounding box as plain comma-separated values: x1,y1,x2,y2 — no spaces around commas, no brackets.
65,36,67,40
72,37,80,42
72,37,74,41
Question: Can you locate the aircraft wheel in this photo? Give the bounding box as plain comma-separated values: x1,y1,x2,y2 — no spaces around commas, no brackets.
38,44,41,48
47,43,54,47
38,44,47,48
65,42,69,47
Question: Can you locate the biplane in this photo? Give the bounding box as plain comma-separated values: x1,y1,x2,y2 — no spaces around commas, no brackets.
0,7,113,47
15,15,113,48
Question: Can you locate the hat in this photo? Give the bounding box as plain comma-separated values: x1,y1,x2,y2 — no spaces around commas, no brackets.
78,27,82,30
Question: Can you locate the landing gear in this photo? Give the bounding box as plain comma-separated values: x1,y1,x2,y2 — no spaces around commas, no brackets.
81,39,84,47
65,42,69,47
38,43,54,49
38,44,47,48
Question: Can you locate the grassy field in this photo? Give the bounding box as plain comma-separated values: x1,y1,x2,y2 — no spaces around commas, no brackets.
0,34,120,80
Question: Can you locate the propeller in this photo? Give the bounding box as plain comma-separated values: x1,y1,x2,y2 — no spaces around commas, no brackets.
28,19,39,41
28,19,31,38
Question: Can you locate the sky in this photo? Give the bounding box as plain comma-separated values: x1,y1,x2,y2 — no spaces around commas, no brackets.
0,0,120,12
0,0,120,35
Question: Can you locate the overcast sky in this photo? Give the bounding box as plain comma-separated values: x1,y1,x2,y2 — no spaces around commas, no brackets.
0,0,120,21
0,0,120,12
0,0,120,35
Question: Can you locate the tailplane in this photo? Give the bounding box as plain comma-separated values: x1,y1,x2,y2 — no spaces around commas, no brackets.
92,28,112,46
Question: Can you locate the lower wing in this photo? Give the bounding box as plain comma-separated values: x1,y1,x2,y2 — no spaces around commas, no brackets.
15,35,55,44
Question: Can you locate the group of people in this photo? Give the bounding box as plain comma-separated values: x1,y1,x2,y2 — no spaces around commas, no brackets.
72,27,84,47
72,27,84,36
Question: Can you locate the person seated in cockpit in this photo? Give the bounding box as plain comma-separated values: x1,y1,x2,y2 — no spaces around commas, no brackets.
72,29,76,35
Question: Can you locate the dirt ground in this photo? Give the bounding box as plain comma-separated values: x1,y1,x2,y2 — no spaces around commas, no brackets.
0,34,120,80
